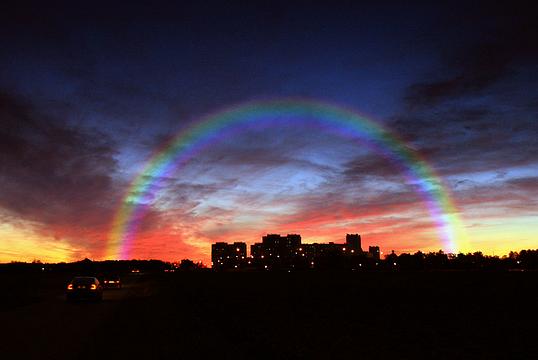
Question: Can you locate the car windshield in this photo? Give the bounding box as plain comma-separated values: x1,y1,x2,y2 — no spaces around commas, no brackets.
72,277,96,285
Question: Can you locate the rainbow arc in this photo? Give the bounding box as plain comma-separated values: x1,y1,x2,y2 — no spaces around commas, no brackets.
107,99,469,259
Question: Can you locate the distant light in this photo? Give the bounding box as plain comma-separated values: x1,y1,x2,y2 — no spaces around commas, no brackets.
393,262,397,266
351,250,355,253
343,247,346,251
264,265,268,269
359,264,362,267
234,265,238,268
236,248,240,252
380,252,384,255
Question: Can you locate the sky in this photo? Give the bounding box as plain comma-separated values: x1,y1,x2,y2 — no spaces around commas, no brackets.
0,1,537,263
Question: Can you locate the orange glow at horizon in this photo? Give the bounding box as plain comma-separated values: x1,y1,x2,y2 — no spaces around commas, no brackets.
3,209,536,264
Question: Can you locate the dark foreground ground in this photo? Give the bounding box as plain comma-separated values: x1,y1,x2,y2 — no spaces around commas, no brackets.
1,270,537,359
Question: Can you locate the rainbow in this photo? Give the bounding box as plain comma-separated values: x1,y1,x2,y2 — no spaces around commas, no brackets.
107,99,468,259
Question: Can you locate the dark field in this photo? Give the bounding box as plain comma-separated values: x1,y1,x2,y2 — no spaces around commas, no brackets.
2,271,537,359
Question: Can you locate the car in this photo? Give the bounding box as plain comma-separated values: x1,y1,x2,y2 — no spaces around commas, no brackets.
66,276,103,302
103,275,122,289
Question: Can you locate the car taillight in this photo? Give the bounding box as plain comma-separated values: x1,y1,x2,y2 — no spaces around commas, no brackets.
90,284,97,290
67,284,73,290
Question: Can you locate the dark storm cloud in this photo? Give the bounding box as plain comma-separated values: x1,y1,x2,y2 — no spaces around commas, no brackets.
390,10,538,177
390,107,538,176
404,13,538,107
0,91,118,231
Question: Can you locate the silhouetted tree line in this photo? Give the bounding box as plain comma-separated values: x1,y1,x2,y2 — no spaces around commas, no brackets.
178,259,207,271
220,249,538,271
0,258,207,274
380,249,538,271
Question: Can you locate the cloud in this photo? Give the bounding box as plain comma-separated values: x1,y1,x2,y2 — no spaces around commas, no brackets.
404,17,538,107
390,109,538,178
468,176,538,207
506,176,538,193
0,91,120,250
341,155,406,182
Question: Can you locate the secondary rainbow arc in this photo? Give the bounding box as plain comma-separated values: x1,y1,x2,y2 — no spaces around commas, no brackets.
107,99,469,259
